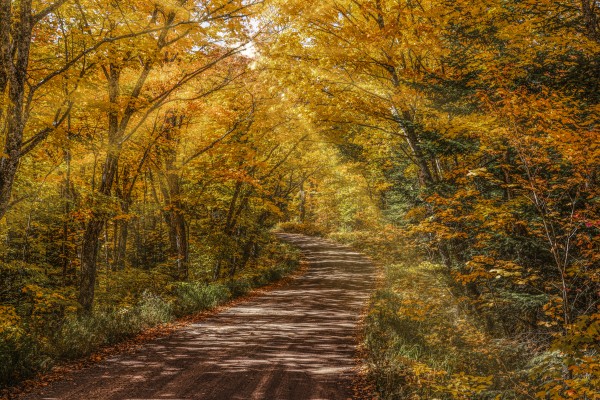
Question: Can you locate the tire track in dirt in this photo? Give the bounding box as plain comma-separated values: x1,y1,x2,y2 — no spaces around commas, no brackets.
26,234,375,400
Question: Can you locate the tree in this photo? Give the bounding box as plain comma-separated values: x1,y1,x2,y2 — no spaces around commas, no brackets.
76,0,259,312
0,0,76,218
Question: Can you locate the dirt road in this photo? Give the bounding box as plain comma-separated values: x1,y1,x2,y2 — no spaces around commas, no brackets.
26,234,375,400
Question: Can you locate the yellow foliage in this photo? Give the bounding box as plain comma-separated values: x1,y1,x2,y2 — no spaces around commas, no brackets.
0,305,21,337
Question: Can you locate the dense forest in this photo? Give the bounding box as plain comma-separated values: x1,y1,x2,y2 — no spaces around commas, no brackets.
0,0,598,398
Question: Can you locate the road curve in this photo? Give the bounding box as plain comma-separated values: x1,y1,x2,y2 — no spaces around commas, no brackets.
26,234,375,400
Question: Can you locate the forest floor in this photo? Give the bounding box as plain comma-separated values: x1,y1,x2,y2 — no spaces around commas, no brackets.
22,234,376,400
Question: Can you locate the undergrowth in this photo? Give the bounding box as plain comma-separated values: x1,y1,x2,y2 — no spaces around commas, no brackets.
364,262,530,399
329,228,538,399
0,241,299,388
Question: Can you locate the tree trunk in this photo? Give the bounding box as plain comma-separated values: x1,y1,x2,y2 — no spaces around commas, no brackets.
115,171,131,270
78,217,104,311
398,109,435,186
78,63,121,313
79,150,121,311
161,165,188,280
213,259,222,281
236,240,255,275
156,112,189,280
298,183,306,222
172,208,188,280
581,0,600,43
61,155,71,284
77,6,179,310
115,217,129,270
0,0,32,219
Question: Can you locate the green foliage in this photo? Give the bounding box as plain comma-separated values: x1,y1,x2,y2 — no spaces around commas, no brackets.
0,306,48,388
95,269,173,308
328,230,532,399
52,293,173,360
173,282,231,316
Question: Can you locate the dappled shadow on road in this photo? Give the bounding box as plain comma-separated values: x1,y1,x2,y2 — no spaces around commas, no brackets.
28,234,375,400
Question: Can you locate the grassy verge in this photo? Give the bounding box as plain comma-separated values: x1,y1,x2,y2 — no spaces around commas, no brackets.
324,229,534,399
363,261,531,399
0,240,299,389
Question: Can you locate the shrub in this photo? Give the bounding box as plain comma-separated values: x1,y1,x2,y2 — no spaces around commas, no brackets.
173,282,231,317
52,292,173,359
136,291,173,328
52,315,105,359
0,307,48,386
225,278,252,297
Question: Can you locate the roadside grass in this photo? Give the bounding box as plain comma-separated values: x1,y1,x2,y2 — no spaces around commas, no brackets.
0,240,300,389
364,261,531,399
326,229,535,400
